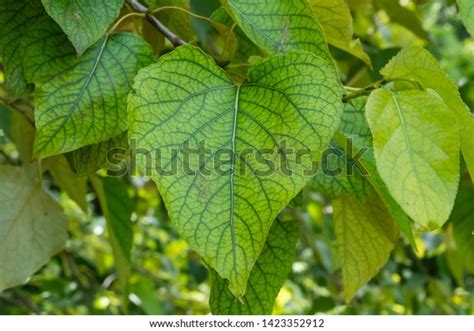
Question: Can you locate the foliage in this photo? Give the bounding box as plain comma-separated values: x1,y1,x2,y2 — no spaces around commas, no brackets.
0,0,473,315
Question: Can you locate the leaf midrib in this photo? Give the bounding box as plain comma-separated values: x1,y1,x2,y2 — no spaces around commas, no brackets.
391,94,430,218
229,85,241,279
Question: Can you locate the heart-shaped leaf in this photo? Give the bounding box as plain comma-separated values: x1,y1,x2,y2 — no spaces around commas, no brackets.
128,45,343,295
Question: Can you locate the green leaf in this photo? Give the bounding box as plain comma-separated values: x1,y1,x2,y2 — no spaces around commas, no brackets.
209,218,300,314
0,104,35,163
20,10,76,83
457,0,474,36
309,0,371,66
41,0,124,55
33,33,155,159
67,132,129,176
333,191,399,302
366,89,460,230
223,0,329,58
128,45,343,295
0,165,68,292
0,0,45,96
49,156,88,211
309,98,372,201
0,0,78,95
91,176,134,290
380,47,474,183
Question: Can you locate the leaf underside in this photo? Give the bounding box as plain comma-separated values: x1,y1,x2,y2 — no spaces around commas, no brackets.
380,47,474,183
366,89,460,229
0,166,68,292
128,45,343,296
34,33,155,158
224,0,330,59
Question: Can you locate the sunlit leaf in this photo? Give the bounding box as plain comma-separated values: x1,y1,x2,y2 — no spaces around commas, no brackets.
366,89,460,229
128,45,343,295
381,47,474,182
309,0,371,66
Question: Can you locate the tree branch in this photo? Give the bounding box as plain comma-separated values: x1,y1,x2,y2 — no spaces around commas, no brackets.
126,0,186,47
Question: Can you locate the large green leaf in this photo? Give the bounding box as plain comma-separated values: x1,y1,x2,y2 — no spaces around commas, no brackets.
309,0,371,66
0,165,68,292
128,45,343,295
41,0,124,55
223,0,329,58
380,47,474,182
34,33,155,159
457,0,474,36
366,89,460,229
210,218,300,314
333,191,399,302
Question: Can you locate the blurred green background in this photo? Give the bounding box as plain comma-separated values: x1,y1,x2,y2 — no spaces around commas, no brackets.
0,0,473,315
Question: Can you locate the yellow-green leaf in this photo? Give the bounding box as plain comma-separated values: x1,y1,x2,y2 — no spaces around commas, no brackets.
333,191,399,302
128,45,343,296
380,47,474,182
366,89,460,229
309,0,371,66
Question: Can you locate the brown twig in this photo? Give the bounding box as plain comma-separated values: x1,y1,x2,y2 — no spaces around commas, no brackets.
126,0,186,47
